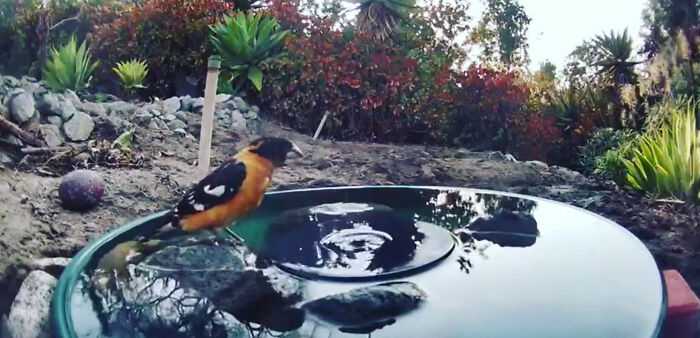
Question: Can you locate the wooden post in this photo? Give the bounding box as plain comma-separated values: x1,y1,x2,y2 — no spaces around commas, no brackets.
197,55,221,180
313,111,330,140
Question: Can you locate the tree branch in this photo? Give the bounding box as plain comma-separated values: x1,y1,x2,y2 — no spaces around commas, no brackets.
0,115,43,147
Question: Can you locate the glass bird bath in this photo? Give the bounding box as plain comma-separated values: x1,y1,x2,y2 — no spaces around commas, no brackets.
52,186,665,338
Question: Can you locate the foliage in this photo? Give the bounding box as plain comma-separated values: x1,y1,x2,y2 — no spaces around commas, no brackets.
260,13,421,142
472,0,531,68
591,29,640,86
508,110,563,161
210,12,288,93
113,59,149,91
89,0,234,97
624,98,700,203
445,65,530,150
42,35,99,92
354,0,417,41
579,128,638,176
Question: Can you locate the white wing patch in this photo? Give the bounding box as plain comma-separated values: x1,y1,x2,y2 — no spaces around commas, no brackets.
203,184,226,197
194,203,205,211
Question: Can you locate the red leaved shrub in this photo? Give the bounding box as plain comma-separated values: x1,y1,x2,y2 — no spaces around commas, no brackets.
260,8,421,143
89,0,234,97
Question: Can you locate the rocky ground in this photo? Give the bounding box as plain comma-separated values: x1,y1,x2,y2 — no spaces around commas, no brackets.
0,75,699,336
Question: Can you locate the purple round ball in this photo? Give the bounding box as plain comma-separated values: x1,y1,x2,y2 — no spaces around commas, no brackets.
59,169,105,211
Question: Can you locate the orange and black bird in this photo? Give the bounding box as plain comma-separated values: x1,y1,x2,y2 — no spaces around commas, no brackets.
169,137,303,233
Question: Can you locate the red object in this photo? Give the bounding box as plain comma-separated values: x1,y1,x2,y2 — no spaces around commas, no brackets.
663,270,700,338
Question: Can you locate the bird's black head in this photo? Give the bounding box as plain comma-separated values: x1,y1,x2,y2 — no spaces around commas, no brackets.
248,137,304,167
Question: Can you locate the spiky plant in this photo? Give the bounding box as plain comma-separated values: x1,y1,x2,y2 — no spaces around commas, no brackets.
592,29,641,85
42,35,99,92
352,0,417,41
624,98,700,203
113,59,149,91
209,12,289,93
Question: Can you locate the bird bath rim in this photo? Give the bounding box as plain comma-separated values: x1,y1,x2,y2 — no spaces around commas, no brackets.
50,185,667,338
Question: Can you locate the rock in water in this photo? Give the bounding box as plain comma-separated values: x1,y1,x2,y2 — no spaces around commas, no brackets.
63,111,94,141
59,169,105,211
6,270,57,338
302,282,426,327
9,92,36,124
39,124,64,147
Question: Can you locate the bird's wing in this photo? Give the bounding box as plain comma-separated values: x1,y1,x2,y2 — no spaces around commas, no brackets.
174,159,247,217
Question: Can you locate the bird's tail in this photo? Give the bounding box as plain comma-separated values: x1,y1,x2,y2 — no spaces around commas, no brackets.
139,209,186,240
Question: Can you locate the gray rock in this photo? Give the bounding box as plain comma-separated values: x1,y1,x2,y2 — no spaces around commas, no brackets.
104,101,137,116
46,115,63,128
0,100,9,120
302,282,426,326
36,92,60,115
162,97,181,115
231,109,247,130
133,108,153,125
148,119,169,130
250,105,260,114
63,111,94,141
2,76,20,88
167,119,187,130
6,270,57,338
39,124,64,147
173,110,188,121
552,166,586,182
173,128,187,136
191,98,204,112
63,90,81,106
232,96,248,112
216,94,232,103
526,160,549,171
9,92,36,124
150,109,163,117
179,95,196,111
163,113,177,121
0,135,23,147
0,151,15,166
30,257,71,278
55,101,77,121
77,101,107,116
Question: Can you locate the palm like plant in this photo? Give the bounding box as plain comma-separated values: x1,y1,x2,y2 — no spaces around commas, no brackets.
113,59,149,91
42,36,99,92
592,29,641,85
209,13,289,93
351,0,417,40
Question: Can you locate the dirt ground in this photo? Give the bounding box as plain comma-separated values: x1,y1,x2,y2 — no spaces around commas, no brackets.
1,117,699,316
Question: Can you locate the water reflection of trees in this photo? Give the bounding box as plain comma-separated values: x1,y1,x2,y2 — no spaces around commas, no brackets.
418,190,537,231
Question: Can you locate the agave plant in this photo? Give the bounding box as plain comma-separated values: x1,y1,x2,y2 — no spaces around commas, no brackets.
113,59,149,91
43,35,99,92
592,29,641,86
209,13,289,93
351,0,417,40
624,98,700,203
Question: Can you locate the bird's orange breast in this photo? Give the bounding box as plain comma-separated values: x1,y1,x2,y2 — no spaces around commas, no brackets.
179,153,273,232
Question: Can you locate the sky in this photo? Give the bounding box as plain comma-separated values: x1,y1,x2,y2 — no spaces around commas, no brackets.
471,0,648,71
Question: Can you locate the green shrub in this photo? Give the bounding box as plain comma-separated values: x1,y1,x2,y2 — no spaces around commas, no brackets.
623,98,700,203
579,128,637,176
42,35,99,92
209,12,289,93
113,59,148,91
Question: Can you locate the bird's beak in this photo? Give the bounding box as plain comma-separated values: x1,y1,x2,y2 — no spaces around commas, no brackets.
291,142,304,157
